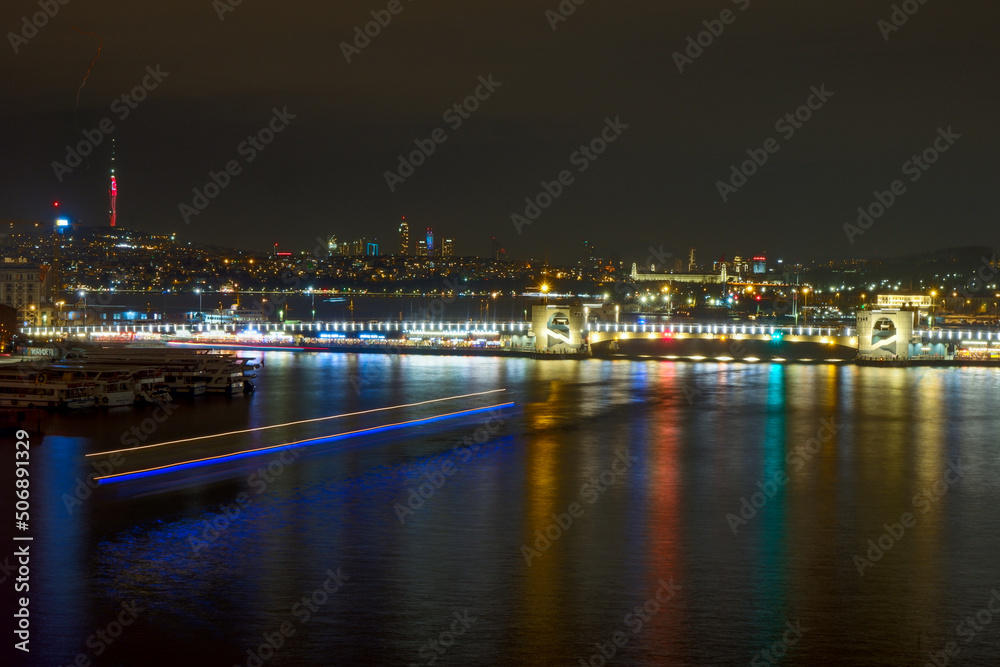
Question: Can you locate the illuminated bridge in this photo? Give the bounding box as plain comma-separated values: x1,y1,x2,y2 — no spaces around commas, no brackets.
18,319,1000,362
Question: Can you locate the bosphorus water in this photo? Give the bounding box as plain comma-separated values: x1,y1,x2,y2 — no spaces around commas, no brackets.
12,354,1000,666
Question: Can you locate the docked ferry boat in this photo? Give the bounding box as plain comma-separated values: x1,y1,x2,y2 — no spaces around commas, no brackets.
0,367,96,410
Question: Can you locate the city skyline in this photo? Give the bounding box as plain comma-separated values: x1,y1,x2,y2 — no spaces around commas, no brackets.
2,2,998,264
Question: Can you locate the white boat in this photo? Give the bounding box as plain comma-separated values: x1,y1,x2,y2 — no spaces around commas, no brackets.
0,367,96,410
49,366,136,407
63,347,257,396
162,373,207,396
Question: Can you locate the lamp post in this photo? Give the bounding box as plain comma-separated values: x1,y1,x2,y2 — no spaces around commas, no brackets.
195,288,202,321
78,290,87,323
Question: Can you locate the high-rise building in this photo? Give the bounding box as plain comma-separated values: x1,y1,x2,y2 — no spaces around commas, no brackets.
492,237,505,261
441,238,454,257
688,247,697,272
425,228,434,257
0,260,47,326
753,255,767,274
398,216,409,255
416,239,427,256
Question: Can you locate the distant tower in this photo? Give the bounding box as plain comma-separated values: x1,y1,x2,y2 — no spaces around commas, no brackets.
441,238,454,257
398,216,409,255
491,236,505,261
425,227,434,257
688,247,696,272
108,138,117,227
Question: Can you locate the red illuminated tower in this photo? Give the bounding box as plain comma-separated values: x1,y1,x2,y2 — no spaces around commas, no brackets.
108,138,117,227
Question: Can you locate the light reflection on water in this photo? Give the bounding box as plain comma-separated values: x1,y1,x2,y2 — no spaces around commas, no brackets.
19,355,1000,666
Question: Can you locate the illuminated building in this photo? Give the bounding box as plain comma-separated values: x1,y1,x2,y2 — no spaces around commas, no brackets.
0,260,48,325
876,294,932,310
426,227,434,257
441,238,454,257
398,216,409,255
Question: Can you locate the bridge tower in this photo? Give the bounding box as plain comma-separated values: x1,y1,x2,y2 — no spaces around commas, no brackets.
531,303,586,353
856,310,914,360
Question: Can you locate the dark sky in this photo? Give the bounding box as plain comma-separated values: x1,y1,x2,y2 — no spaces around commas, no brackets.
2,0,998,264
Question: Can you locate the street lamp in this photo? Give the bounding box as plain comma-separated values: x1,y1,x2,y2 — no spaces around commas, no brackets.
307,287,315,321
195,288,202,320
78,290,87,323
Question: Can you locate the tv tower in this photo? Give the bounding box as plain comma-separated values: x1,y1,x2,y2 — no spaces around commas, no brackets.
108,138,117,227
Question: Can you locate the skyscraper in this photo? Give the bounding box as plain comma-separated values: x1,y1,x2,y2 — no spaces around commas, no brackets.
441,238,454,257
425,227,434,257
398,216,409,255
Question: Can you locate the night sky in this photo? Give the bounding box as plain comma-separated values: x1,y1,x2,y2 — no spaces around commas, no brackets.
2,0,998,264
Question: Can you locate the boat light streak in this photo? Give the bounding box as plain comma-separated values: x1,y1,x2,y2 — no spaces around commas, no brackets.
87,389,507,458
95,402,514,485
